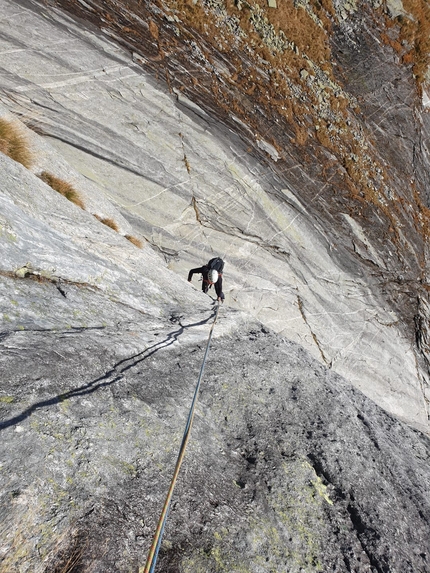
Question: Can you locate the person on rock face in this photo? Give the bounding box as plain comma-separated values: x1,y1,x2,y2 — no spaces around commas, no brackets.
188,257,225,302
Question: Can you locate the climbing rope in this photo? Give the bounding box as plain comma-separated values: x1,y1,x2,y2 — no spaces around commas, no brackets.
143,302,221,573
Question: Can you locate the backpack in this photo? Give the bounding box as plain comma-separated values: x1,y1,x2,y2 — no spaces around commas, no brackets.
207,257,224,273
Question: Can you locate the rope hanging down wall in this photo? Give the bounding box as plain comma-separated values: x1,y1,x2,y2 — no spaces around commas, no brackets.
143,301,221,573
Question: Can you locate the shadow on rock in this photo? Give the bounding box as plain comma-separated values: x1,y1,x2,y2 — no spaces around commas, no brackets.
0,308,217,431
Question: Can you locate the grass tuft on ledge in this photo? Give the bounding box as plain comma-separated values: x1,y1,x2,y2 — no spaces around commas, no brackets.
94,215,120,232
125,234,143,248
0,118,33,169
39,171,85,210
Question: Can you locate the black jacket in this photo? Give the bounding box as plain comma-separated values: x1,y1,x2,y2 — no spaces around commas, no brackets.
188,265,224,300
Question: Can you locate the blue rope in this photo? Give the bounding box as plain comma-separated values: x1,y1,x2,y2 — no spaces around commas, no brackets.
144,303,221,573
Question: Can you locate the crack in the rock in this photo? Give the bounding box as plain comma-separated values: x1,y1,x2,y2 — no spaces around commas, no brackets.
57,283,67,298
191,195,202,224
179,131,191,174
0,269,99,292
297,295,330,366
356,413,381,451
345,503,387,573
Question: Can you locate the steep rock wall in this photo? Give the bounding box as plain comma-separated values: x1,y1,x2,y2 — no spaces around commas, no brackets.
0,0,429,430
1,1,430,572
1,288,430,571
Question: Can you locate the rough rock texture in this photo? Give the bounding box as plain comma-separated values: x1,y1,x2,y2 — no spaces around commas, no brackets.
1,0,430,571
1,0,429,432
2,321,430,573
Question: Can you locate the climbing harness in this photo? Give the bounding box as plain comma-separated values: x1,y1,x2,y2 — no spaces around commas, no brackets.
143,301,221,573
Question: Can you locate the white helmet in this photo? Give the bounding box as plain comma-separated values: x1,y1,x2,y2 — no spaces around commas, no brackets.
208,269,218,284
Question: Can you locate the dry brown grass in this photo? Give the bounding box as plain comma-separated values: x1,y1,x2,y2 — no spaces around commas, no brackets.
94,214,120,232
39,171,85,209
412,186,430,239
294,122,309,146
402,51,415,64
43,527,98,573
125,234,143,248
380,31,403,54
149,19,159,40
165,0,401,229
222,0,333,68
0,118,33,169
170,0,338,141
395,0,430,84
267,2,331,65
317,0,336,20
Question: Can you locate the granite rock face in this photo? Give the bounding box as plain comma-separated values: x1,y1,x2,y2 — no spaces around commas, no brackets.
1,0,430,571
2,321,430,573
1,0,429,432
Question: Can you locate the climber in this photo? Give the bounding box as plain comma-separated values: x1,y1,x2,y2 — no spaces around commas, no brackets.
188,257,225,302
